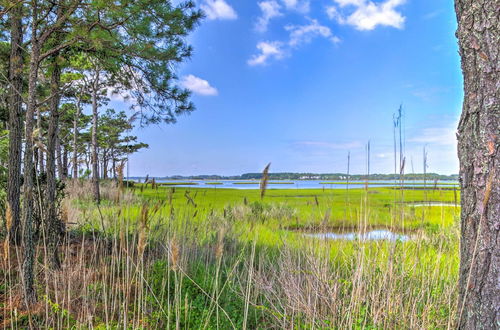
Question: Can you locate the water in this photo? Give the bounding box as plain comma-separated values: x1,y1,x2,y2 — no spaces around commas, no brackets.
306,229,410,242
407,202,457,207
143,179,458,190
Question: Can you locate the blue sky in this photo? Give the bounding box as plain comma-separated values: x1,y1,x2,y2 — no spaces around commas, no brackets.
121,0,463,176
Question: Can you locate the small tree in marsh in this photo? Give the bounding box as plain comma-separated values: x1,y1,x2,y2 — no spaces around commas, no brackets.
97,109,148,179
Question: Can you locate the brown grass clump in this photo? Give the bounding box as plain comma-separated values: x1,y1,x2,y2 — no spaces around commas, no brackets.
170,238,180,271
65,179,137,209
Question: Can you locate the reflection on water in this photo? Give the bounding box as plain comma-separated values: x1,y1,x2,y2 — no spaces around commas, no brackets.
151,180,458,190
306,230,410,242
407,202,457,207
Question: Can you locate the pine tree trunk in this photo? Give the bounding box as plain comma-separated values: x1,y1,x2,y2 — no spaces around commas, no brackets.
7,4,23,245
56,136,64,179
91,76,100,204
22,40,40,306
103,150,108,180
72,98,81,179
37,107,44,172
45,60,62,270
85,144,90,173
112,155,116,179
455,0,499,328
63,145,69,178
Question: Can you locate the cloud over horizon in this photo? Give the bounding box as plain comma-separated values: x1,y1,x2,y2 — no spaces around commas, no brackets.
293,140,363,150
409,125,457,146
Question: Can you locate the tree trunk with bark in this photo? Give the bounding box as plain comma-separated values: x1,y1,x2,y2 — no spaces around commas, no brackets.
112,153,116,179
7,4,24,245
103,150,108,179
72,97,81,179
56,136,64,178
91,74,100,204
22,39,40,306
37,107,44,172
63,145,69,178
45,60,63,269
455,0,499,328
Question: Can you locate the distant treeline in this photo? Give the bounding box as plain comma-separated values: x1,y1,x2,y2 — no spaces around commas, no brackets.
132,173,459,181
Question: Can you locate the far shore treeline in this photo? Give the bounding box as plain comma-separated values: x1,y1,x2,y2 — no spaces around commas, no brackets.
131,172,459,181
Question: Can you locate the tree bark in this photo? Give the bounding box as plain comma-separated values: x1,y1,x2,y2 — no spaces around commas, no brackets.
36,107,44,172
63,144,68,178
72,97,81,178
103,150,108,179
56,135,64,179
455,0,499,328
91,73,100,204
22,39,40,307
112,153,116,179
45,60,63,269
7,4,24,245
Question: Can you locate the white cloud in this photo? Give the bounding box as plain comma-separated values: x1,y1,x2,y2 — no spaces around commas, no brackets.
294,141,363,150
286,19,339,47
107,89,135,103
201,0,237,20
328,0,406,31
409,126,457,146
423,10,442,20
282,0,310,13
326,6,344,22
331,35,342,43
254,0,312,33
375,153,390,158
181,75,218,96
255,1,283,32
334,0,365,7
247,41,285,66
249,19,340,65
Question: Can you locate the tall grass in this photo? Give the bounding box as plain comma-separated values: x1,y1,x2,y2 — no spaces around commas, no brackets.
0,180,459,328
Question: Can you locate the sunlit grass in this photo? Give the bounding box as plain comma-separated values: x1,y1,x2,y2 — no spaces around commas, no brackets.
1,181,460,328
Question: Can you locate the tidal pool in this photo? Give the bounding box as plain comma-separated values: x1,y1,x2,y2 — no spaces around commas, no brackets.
306,229,410,242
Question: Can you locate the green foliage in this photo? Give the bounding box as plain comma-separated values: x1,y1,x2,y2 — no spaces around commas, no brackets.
98,108,148,161
63,0,203,124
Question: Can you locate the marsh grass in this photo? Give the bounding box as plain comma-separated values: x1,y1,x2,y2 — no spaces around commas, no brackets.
159,182,199,186
0,180,460,328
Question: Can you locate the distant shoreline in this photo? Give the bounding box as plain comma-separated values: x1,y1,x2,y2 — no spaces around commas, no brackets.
128,172,459,182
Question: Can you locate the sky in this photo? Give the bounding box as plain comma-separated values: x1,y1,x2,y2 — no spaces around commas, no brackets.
118,0,464,176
